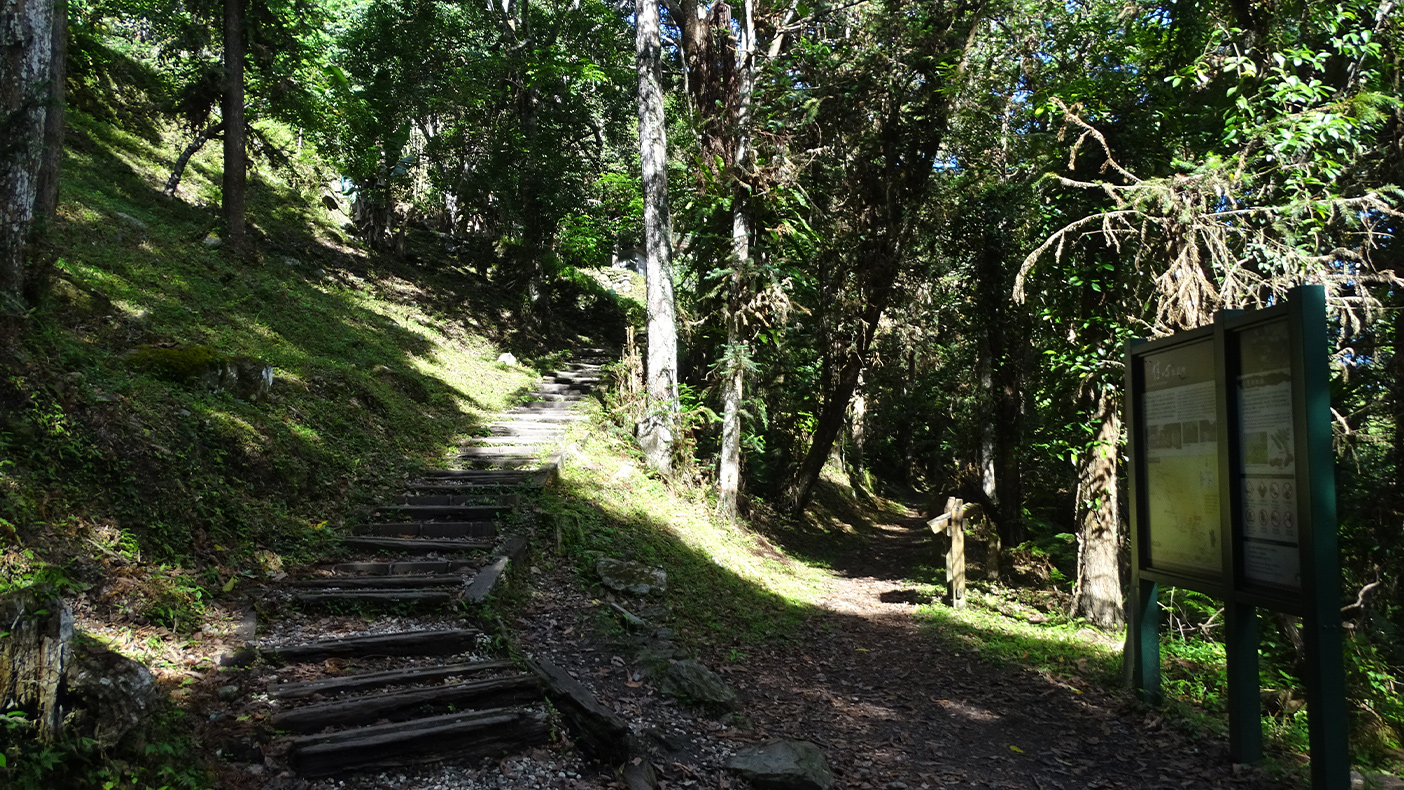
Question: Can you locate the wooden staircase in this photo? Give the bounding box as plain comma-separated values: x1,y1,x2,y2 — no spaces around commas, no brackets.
248,352,608,778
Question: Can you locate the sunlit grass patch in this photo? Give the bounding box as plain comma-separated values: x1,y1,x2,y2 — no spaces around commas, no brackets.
544,413,831,646
915,588,1124,686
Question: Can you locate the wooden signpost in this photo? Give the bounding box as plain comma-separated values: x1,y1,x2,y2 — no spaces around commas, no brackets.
927,497,966,609
1125,285,1347,790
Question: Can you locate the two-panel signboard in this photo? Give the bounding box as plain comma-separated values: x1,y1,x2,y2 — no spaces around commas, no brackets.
1125,286,1347,790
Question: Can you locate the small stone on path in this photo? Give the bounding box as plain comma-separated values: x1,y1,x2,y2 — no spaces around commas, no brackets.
726,739,834,790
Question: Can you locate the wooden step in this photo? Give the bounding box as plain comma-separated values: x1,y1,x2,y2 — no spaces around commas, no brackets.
415,469,542,481
332,560,475,575
486,424,566,437
286,706,550,777
372,503,509,519
500,412,583,422
458,435,556,446
350,521,497,539
396,492,519,506
260,628,482,663
292,589,455,606
455,456,560,470
272,674,541,733
508,401,574,411
455,446,547,459
340,536,494,553
289,574,465,590
270,660,515,700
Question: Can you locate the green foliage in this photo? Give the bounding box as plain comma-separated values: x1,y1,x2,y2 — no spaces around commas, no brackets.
0,708,210,789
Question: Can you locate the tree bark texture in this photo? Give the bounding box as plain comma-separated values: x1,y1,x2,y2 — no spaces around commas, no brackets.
1071,385,1124,629
32,0,62,224
0,591,74,744
0,0,54,307
635,0,679,474
221,0,246,253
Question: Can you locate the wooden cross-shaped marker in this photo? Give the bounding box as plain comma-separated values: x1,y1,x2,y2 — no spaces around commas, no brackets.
927,496,966,609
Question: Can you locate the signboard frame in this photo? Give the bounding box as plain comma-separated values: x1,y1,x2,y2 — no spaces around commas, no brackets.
1125,285,1347,790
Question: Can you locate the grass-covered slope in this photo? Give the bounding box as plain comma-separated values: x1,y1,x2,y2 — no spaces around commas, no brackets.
0,106,620,618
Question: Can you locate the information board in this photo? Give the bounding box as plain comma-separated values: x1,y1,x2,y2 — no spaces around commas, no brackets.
1142,339,1222,579
1126,286,1346,790
1235,318,1300,590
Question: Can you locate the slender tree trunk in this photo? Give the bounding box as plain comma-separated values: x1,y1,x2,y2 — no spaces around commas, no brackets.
222,0,246,253
0,0,54,308
848,370,866,485
717,0,757,518
635,0,678,474
164,121,224,197
1071,384,1124,629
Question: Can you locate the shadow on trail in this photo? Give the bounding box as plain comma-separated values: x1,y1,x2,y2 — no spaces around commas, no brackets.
537,475,1274,790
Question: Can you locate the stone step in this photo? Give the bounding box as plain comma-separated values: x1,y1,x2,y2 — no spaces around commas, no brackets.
340,536,494,554
402,481,530,494
350,521,497,539
288,574,466,590
270,660,516,700
259,628,483,663
285,706,550,777
333,560,476,575
272,674,542,733
371,503,508,519
292,589,455,606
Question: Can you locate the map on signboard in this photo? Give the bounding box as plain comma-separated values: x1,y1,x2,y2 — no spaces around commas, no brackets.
1143,339,1223,578
1236,319,1301,590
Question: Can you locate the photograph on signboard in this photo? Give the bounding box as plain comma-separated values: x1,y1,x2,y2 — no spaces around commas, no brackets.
1235,318,1301,590
1142,338,1223,578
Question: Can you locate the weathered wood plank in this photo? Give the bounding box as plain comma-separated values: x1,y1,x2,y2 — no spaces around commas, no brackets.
462,536,527,604
269,660,515,700
260,628,482,663
288,707,549,777
272,674,541,732
527,657,634,766
292,589,455,606
340,536,493,553
288,574,465,590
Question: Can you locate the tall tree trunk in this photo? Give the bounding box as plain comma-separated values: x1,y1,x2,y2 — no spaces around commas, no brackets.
717,0,757,519
1071,384,1124,629
222,0,246,254
635,0,678,474
0,0,54,309
847,370,866,485
33,0,63,224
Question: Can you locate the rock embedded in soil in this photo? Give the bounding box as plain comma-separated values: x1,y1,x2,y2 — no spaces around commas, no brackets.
658,659,738,711
596,558,666,596
726,740,835,790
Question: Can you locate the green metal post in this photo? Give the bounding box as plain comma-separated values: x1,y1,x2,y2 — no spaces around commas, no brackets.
1130,579,1161,705
1291,285,1349,790
1224,602,1262,763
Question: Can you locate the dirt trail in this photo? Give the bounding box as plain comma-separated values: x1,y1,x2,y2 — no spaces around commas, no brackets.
718,503,1285,790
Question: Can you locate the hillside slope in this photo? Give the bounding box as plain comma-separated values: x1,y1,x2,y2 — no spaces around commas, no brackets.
0,104,626,786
